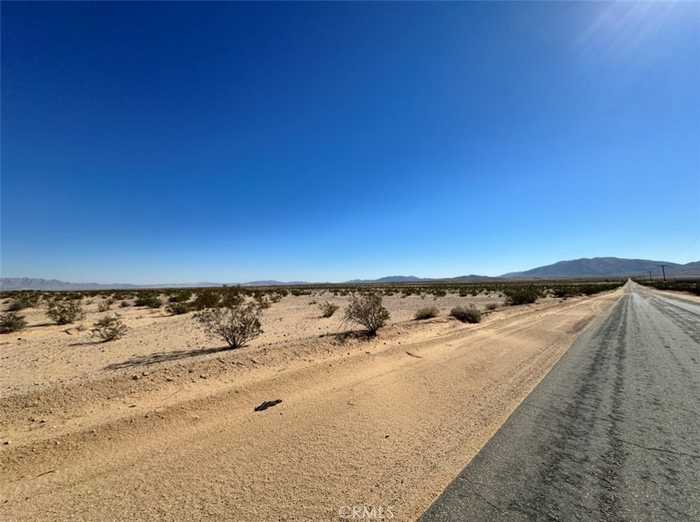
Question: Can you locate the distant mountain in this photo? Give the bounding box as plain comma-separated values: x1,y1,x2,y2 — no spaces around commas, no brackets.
242,280,310,287
0,278,221,291
345,275,426,284
450,274,503,283
502,257,700,279
4,257,698,291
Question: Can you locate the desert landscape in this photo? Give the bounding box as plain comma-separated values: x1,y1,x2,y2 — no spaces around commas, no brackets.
3,2,699,519
1,281,626,520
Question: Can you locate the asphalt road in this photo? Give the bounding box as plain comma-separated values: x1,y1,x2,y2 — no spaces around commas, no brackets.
421,282,700,521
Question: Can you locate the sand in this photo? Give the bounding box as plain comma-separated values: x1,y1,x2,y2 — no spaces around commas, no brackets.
0,290,621,520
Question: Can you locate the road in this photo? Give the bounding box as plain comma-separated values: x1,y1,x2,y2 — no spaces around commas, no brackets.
422,282,700,521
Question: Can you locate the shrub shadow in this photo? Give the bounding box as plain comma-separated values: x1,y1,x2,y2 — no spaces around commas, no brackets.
319,329,373,344
68,340,103,347
103,346,230,370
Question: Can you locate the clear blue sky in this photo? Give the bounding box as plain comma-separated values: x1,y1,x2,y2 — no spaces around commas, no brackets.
2,2,699,284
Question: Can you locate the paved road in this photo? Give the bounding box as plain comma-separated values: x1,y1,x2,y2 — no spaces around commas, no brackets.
422,282,700,521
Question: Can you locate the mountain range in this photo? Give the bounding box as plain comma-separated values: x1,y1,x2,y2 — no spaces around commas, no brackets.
2,257,698,290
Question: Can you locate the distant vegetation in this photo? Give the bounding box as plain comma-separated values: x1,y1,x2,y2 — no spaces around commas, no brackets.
503,286,542,306
634,279,700,296
0,280,625,346
1,279,625,306
135,293,162,309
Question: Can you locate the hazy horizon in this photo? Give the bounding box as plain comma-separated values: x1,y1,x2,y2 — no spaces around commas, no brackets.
2,3,699,284
2,255,699,286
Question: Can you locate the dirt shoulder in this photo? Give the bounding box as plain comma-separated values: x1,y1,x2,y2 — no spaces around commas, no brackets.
1,291,621,521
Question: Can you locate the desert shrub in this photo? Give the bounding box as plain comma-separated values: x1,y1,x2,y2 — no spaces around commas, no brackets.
47,300,83,324
192,289,221,310
0,312,27,333
269,293,283,303
97,301,111,312
220,288,243,308
450,305,481,323
194,303,263,349
120,300,131,308
255,294,271,309
343,293,390,336
549,285,579,298
135,293,162,308
503,286,541,306
168,290,192,303
319,301,339,318
166,302,190,315
90,315,127,342
7,295,34,311
414,306,439,320
485,303,498,311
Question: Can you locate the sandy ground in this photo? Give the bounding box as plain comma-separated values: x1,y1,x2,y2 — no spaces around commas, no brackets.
1,292,503,396
0,290,621,521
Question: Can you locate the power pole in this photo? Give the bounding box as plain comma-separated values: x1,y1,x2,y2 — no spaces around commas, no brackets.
648,271,652,281
659,264,667,281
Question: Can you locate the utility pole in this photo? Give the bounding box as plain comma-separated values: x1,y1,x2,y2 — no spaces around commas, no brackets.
648,271,653,281
659,264,667,281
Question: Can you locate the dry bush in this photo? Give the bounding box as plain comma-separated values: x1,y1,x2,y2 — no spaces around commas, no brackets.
194,303,263,349
343,293,390,336
7,295,35,311
91,315,127,342
1,312,27,333
220,289,243,308
166,302,190,315
120,300,131,308
168,290,192,303
319,301,339,318
135,293,162,308
192,289,221,310
503,286,541,306
255,294,271,309
485,303,498,311
450,305,481,323
98,301,111,312
47,300,84,325
414,306,439,320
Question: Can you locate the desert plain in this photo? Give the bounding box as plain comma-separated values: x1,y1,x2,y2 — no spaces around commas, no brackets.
1,286,622,520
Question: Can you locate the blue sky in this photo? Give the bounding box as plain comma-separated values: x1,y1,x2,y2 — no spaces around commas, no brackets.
2,2,699,284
